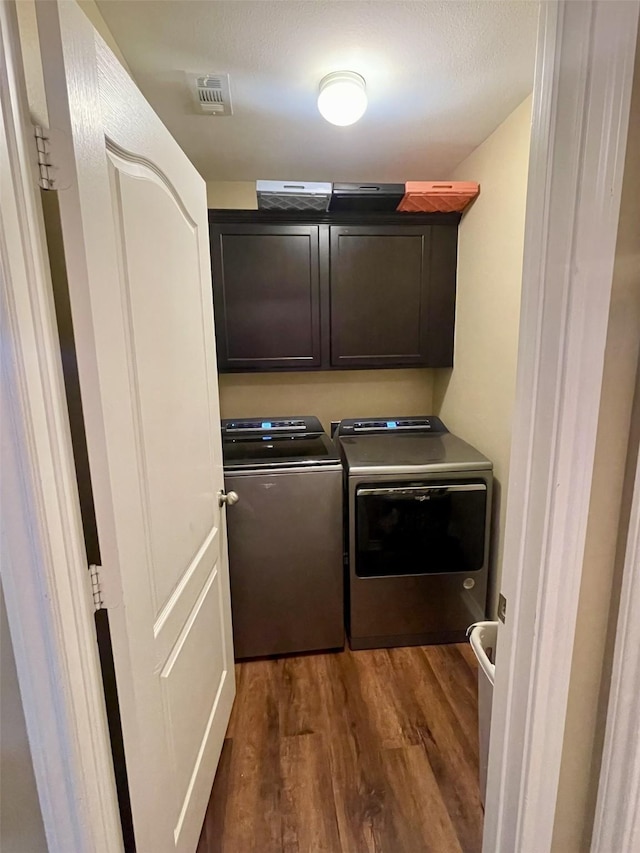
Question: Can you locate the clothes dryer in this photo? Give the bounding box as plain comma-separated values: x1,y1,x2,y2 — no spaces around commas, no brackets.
336,416,493,649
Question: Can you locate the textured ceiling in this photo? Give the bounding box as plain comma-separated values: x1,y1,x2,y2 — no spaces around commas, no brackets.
96,0,538,182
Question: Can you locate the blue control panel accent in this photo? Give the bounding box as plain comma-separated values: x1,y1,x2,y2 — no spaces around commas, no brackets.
262,436,273,441
261,422,272,429
387,421,398,429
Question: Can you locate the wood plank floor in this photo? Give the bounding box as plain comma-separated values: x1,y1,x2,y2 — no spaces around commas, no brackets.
197,644,483,853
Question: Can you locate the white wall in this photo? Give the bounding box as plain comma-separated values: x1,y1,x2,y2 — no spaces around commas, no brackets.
0,584,48,853
433,96,532,608
218,369,435,434
207,180,256,209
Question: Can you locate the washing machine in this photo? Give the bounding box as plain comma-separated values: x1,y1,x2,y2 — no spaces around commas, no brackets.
222,416,344,658
335,416,493,649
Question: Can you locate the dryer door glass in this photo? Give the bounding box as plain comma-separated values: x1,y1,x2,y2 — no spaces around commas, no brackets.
355,481,487,577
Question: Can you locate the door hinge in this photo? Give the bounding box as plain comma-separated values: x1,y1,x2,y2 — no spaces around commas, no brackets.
498,593,507,624
34,125,57,190
89,564,104,611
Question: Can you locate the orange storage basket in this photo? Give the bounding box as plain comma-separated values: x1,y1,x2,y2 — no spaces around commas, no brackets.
397,181,479,213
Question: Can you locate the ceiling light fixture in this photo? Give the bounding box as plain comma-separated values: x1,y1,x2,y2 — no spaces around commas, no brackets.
317,71,367,126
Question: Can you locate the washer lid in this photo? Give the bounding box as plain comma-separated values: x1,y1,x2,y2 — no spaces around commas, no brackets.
338,431,492,475
223,432,340,470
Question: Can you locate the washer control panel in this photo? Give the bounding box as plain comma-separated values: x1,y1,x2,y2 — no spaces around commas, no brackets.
222,416,323,436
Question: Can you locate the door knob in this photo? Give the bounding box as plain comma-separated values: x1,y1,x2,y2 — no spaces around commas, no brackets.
218,490,239,508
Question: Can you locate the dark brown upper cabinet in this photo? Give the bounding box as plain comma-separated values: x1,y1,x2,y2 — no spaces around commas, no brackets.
209,211,459,373
331,225,435,367
210,223,322,370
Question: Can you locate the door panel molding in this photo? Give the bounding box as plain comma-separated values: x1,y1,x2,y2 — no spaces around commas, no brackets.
106,140,198,227
154,525,220,646
106,152,217,615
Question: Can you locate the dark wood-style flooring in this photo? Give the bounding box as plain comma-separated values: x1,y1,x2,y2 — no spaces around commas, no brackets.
197,644,483,853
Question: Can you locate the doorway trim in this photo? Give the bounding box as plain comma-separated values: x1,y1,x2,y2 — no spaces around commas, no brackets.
483,2,640,852
0,2,123,851
2,1,639,852
591,449,640,851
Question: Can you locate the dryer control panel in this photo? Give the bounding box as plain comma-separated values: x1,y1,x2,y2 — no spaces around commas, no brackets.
335,416,448,436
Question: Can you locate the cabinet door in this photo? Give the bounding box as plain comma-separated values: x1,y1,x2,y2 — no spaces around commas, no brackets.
329,225,456,368
211,224,322,370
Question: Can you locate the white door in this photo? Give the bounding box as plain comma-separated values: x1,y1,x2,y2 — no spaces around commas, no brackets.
35,2,235,851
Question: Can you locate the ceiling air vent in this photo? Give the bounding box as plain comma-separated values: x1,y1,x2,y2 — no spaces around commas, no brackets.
188,73,233,116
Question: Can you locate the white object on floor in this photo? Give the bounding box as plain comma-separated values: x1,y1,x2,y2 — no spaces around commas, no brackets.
469,621,498,805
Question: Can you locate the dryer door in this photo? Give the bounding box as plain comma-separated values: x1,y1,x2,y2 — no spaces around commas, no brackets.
355,481,488,578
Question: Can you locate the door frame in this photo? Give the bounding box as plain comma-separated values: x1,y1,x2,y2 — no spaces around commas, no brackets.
1,2,638,853
0,2,123,851
483,1,639,851
590,450,640,851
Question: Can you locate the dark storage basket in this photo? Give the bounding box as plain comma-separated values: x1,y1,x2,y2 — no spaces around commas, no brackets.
328,183,405,212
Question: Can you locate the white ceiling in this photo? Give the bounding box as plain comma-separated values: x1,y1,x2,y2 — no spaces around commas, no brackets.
97,0,538,183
